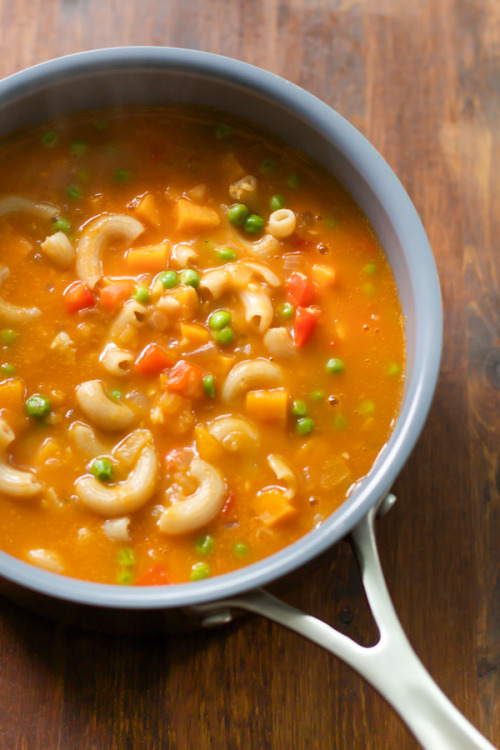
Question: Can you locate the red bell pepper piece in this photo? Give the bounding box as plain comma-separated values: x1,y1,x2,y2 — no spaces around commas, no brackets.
63,281,95,313
165,360,204,399
135,343,174,375
287,272,318,307
135,564,171,586
293,305,321,348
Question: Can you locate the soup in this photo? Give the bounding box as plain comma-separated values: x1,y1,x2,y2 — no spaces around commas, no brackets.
0,107,404,585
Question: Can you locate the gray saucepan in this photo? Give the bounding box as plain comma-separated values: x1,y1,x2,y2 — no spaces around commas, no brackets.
0,48,494,750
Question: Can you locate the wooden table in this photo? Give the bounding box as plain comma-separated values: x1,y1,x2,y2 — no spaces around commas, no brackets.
0,1,498,748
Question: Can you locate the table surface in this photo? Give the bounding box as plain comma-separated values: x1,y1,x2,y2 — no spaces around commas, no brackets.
0,1,499,748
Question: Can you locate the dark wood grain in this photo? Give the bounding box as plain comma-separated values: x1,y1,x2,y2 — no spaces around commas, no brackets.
0,1,498,748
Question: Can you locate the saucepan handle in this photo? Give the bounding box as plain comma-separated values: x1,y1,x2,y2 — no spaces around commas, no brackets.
193,495,497,750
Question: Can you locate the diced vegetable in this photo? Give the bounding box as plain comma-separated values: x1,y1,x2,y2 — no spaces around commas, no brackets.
165,360,204,398
270,194,285,211
117,547,136,567
244,214,265,234
158,270,179,289
245,388,288,423
66,185,82,201
52,217,71,234
311,264,336,289
209,310,231,330
0,378,25,429
253,488,297,527
180,322,210,347
216,246,237,262
387,362,401,377
260,158,276,174
70,140,88,156
293,306,321,348
213,326,235,346
41,130,58,148
0,363,15,377
91,457,114,482
1,329,17,346
227,204,249,226
190,562,211,580
25,394,51,418
135,564,171,586
133,193,160,227
214,123,232,139
176,199,220,233
180,269,201,288
135,344,174,375
195,535,215,556
326,358,345,374
234,543,248,557
287,272,318,308
195,425,222,462
132,285,150,304
63,281,95,313
202,373,215,398
291,400,307,417
99,280,135,313
287,173,300,188
278,302,295,320
114,168,131,183
296,417,314,435
125,243,169,273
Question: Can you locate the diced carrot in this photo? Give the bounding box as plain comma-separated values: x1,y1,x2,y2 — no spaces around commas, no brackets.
311,264,336,289
287,272,318,307
176,199,221,233
252,488,297,528
135,344,174,375
221,491,236,516
164,360,204,399
133,193,160,227
195,425,223,463
179,322,210,348
0,377,26,431
125,242,170,273
293,306,321,348
99,279,135,313
135,564,171,586
245,388,288,424
63,281,95,313
219,152,245,180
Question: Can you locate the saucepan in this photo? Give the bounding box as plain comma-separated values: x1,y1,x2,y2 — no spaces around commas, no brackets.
0,48,494,750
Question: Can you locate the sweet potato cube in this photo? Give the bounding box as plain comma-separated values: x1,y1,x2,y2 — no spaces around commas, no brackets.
125,242,170,273
195,425,223,463
176,199,220,233
134,193,160,227
253,488,297,528
311,263,336,289
245,389,288,424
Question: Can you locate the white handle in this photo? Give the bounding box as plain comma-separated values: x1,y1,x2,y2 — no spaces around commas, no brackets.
194,496,497,750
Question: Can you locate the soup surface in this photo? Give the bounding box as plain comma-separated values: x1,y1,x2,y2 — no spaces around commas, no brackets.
0,107,405,585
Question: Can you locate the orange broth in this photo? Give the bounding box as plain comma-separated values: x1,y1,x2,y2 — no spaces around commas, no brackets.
0,107,405,585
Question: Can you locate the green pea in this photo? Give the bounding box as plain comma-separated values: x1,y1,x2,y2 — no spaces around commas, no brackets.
333,414,347,429
1,363,15,377
94,119,110,131
360,400,376,416
325,216,338,229
117,547,136,567
326,358,345,375
311,389,325,401
363,281,376,297
209,310,232,330
195,535,215,556
66,185,82,201
190,562,211,581
235,543,248,557
291,400,307,417
260,158,276,174
76,168,91,184
41,130,58,148
203,373,215,398
180,269,200,288
287,173,300,188
70,139,88,156
114,167,131,183
25,394,51,419
132,286,150,304
278,302,295,320
1,329,17,346
227,203,249,226
270,194,285,211
158,270,179,289
52,217,71,234
213,326,235,346
216,246,237,262
214,123,233,139
296,417,314,435
91,457,114,482
109,389,122,401
244,214,265,234
363,262,377,275
387,362,401,377
117,570,134,585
